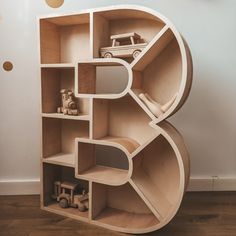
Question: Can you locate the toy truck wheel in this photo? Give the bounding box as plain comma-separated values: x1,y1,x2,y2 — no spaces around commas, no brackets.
78,204,86,212
133,50,141,59
104,52,112,58
59,198,69,208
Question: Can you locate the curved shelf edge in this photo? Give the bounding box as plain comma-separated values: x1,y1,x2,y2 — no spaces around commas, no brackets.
74,137,134,186
74,58,133,100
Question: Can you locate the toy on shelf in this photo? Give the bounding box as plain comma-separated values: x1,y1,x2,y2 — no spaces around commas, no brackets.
51,181,89,212
139,92,178,117
100,32,147,59
57,89,78,115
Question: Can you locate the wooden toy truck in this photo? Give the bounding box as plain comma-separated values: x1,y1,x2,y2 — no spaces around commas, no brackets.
51,181,89,212
100,32,147,59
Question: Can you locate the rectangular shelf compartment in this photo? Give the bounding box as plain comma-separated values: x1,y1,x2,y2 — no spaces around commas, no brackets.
76,139,129,185
91,182,159,229
42,118,89,167
42,163,89,219
93,10,165,63
40,13,91,64
41,66,90,119
131,135,180,218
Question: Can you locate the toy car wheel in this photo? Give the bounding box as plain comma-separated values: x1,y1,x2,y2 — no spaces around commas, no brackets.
59,198,69,208
104,52,112,58
133,50,141,59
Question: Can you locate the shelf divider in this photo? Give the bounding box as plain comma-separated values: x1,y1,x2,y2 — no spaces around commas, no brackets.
131,25,173,71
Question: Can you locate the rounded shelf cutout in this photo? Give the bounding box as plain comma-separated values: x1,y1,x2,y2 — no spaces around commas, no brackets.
76,60,131,99
3,61,13,71
76,139,131,186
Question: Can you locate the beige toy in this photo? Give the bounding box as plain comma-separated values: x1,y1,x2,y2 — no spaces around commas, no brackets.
52,181,89,212
139,92,178,117
100,32,147,59
57,89,78,115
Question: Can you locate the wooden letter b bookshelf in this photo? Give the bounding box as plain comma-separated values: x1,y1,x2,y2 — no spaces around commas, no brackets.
39,5,193,234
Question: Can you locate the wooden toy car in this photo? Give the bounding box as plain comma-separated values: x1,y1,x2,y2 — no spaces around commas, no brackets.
57,89,78,115
51,181,89,212
100,32,147,59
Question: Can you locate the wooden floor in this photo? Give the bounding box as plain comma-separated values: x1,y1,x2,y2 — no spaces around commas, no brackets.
0,192,236,236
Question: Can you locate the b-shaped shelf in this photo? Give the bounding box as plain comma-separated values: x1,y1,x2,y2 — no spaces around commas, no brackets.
39,5,192,234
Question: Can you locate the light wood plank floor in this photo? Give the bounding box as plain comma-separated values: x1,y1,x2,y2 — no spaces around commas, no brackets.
0,192,236,236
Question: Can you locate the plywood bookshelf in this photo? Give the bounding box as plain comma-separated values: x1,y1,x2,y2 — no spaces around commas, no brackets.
39,5,192,234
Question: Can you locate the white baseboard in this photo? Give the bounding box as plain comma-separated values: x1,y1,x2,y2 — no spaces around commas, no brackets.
0,179,40,195
187,176,236,191
0,177,236,195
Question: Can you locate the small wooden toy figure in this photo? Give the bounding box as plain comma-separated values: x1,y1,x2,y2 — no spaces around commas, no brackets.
100,32,147,59
52,181,89,212
57,89,78,115
139,92,178,117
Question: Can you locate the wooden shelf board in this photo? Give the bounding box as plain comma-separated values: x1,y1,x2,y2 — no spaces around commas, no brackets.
98,136,140,154
79,165,128,184
42,113,90,121
43,153,75,167
41,63,75,69
42,13,90,26
131,25,174,71
44,202,89,220
95,207,159,229
132,170,172,218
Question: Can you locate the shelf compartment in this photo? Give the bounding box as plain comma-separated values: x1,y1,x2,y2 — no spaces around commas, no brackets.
41,67,89,117
93,10,165,63
130,36,182,121
76,60,129,97
91,182,159,232
40,13,91,64
75,140,129,185
42,118,89,164
92,96,156,147
131,135,180,219
42,163,89,219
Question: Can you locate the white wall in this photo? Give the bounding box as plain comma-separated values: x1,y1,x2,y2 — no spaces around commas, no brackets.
0,0,236,193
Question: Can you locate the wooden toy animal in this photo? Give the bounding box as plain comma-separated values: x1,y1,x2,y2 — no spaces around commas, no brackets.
139,92,178,117
57,89,78,115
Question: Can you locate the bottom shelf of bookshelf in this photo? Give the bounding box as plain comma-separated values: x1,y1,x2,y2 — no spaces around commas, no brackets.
95,207,159,230
44,202,89,220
